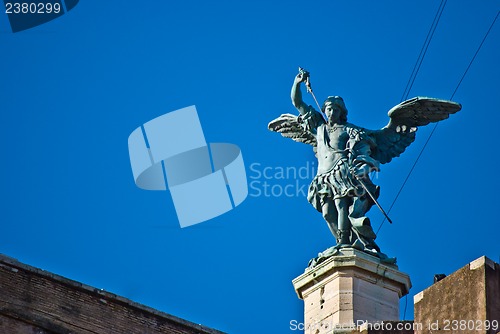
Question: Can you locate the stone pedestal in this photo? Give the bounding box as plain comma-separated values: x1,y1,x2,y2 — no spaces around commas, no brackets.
292,248,411,334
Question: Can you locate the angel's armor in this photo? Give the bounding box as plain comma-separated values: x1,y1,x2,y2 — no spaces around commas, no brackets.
299,105,381,251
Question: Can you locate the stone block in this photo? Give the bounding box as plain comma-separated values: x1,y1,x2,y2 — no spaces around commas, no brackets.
414,256,500,334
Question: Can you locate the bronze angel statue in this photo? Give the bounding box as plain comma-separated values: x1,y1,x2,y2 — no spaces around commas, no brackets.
268,68,461,264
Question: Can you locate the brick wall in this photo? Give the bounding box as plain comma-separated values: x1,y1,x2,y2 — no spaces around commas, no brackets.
0,254,225,334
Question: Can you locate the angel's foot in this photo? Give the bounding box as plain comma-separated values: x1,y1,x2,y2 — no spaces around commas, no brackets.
322,246,341,257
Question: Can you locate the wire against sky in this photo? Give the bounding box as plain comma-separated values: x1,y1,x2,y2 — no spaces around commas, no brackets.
400,0,447,103
376,0,448,235
450,11,500,100
377,10,500,237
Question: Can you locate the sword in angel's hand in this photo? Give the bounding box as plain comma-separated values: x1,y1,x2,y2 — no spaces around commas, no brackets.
299,67,322,112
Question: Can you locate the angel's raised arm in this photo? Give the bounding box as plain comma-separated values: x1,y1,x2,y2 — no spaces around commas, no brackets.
291,72,310,115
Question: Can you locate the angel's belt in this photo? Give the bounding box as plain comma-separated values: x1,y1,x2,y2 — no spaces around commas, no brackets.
317,156,350,175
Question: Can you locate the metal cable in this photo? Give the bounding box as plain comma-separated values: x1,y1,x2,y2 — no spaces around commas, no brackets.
377,10,500,238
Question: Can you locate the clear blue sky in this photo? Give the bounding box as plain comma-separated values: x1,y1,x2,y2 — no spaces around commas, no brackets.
1,1,499,333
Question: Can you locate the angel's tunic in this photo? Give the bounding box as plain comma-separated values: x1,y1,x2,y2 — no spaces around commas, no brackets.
299,107,380,213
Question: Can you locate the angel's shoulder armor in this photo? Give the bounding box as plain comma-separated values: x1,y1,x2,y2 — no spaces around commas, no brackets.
297,106,325,134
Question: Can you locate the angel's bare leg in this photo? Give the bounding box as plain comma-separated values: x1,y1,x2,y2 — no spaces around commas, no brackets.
335,197,351,245
321,198,340,243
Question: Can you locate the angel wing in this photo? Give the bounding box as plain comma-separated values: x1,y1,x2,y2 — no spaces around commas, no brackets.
368,97,461,164
268,113,317,147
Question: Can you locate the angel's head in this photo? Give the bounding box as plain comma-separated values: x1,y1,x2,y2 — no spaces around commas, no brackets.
321,96,348,123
